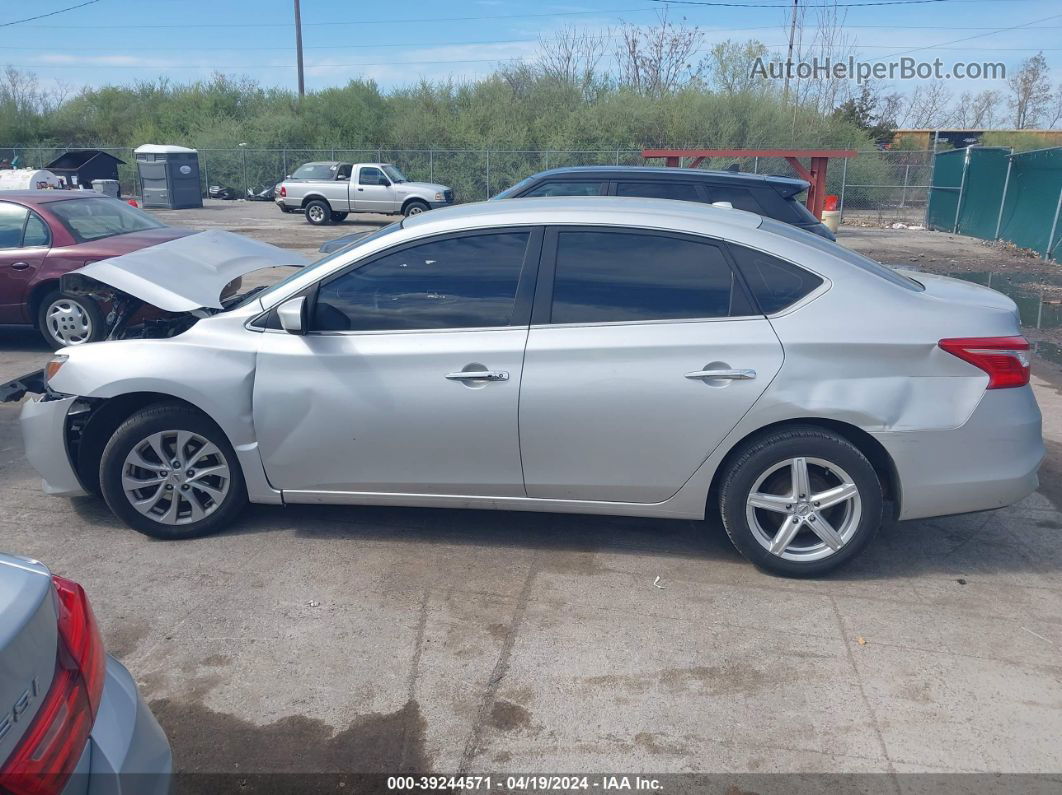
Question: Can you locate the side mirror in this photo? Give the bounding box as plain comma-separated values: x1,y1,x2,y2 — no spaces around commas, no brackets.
277,296,307,335
337,174,349,181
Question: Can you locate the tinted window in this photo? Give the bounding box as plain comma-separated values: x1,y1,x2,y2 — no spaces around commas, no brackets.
359,167,387,186
292,163,339,180
0,202,29,249
336,164,352,180
523,181,603,198
550,231,753,324
46,197,165,243
23,212,50,247
705,186,763,213
313,231,530,332
616,181,700,202
729,245,823,314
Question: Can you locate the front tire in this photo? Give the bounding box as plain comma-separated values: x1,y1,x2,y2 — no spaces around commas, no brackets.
100,403,247,540
403,199,429,217
718,426,883,577
37,290,104,348
304,199,333,225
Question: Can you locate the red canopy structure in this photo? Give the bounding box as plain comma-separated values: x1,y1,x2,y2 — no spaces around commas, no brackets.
641,148,857,220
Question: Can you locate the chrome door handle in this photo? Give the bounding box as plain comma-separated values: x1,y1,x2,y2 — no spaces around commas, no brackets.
10,261,31,270
685,368,756,380
445,370,509,382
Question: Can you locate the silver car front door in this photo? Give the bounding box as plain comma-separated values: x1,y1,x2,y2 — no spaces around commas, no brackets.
518,227,784,503
353,166,396,213
252,228,541,497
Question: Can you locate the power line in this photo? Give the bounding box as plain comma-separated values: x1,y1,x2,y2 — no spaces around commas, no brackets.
871,11,1062,59
0,0,99,27
651,0,1021,5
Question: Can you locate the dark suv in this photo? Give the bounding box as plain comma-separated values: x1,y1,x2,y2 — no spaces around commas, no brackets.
491,166,835,241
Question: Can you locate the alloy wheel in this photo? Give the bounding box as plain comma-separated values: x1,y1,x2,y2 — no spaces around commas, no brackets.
745,456,862,562
121,430,231,525
307,205,325,222
45,298,93,345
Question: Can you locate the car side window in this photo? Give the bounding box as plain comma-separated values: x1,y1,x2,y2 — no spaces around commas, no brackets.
312,231,531,332
728,244,823,314
359,167,386,186
22,211,50,247
522,181,604,198
705,186,764,213
336,164,352,180
615,181,700,202
0,202,29,249
549,230,754,324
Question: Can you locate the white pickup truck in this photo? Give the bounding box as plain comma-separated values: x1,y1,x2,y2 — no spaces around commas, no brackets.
276,161,455,224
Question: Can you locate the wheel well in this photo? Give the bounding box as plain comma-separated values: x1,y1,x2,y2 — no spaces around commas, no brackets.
27,280,59,326
69,392,212,494
706,418,901,520
402,197,429,212
301,195,329,208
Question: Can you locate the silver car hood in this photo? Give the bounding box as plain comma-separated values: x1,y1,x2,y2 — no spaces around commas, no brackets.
73,229,309,313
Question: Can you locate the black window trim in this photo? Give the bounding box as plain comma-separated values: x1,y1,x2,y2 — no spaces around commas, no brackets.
291,225,545,336
606,179,709,202
722,240,831,317
531,225,760,328
515,179,607,198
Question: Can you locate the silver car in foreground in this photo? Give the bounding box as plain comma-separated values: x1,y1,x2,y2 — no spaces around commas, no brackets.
0,554,171,793
10,198,1044,575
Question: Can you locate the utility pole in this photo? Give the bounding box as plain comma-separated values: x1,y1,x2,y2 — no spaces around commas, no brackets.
294,0,305,98
782,0,798,103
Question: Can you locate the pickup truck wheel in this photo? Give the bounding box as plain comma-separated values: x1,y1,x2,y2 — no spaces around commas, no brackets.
100,402,248,540
403,199,429,217
37,290,105,348
305,200,333,225
331,211,349,222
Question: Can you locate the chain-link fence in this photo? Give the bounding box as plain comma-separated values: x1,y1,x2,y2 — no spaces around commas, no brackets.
0,145,935,222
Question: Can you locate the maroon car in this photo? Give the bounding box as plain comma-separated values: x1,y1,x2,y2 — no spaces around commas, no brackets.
0,191,191,347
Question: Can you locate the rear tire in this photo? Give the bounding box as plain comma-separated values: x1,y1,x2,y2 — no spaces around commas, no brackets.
330,211,349,222
100,402,247,540
36,290,105,348
403,199,429,217
718,426,883,577
304,199,332,225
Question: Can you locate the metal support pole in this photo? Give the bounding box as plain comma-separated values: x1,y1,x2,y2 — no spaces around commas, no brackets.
242,147,248,194
753,156,759,174
1045,185,1062,261
993,154,1013,240
201,151,209,198
429,149,434,183
952,147,971,234
838,157,848,214
900,163,910,208
293,0,305,98
485,150,491,200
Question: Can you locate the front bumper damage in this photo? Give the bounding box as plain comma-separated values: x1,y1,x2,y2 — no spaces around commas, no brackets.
2,370,89,497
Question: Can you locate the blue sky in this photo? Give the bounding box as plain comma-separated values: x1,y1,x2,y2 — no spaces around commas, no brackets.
8,0,1062,97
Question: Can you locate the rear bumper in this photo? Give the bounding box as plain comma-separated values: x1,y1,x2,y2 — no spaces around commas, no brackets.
873,386,1044,521
19,394,89,498
65,657,172,795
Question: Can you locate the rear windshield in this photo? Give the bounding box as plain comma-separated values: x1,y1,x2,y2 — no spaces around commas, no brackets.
292,163,340,180
491,175,535,200
758,216,924,291
46,197,166,243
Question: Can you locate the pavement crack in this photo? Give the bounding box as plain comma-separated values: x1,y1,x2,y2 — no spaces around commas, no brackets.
458,550,540,774
399,587,431,772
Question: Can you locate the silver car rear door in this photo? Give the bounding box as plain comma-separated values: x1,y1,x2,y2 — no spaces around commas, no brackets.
252,227,543,497
518,226,783,503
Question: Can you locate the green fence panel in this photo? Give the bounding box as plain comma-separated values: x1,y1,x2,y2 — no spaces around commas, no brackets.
956,147,1010,240
998,147,1062,261
926,149,966,231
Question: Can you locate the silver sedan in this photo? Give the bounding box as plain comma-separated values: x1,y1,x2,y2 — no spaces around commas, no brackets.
11,198,1044,576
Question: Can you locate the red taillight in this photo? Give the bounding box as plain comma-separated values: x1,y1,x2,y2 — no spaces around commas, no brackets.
279,185,286,198
0,576,106,795
939,336,1031,389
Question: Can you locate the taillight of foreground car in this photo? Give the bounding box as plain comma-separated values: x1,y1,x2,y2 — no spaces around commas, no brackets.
939,336,1031,389
0,576,106,795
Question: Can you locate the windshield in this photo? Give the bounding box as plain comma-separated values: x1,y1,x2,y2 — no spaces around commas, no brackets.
292,163,340,180
382,165,408,183
239,221,404,309
491,175,535,200
46,197,166,243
